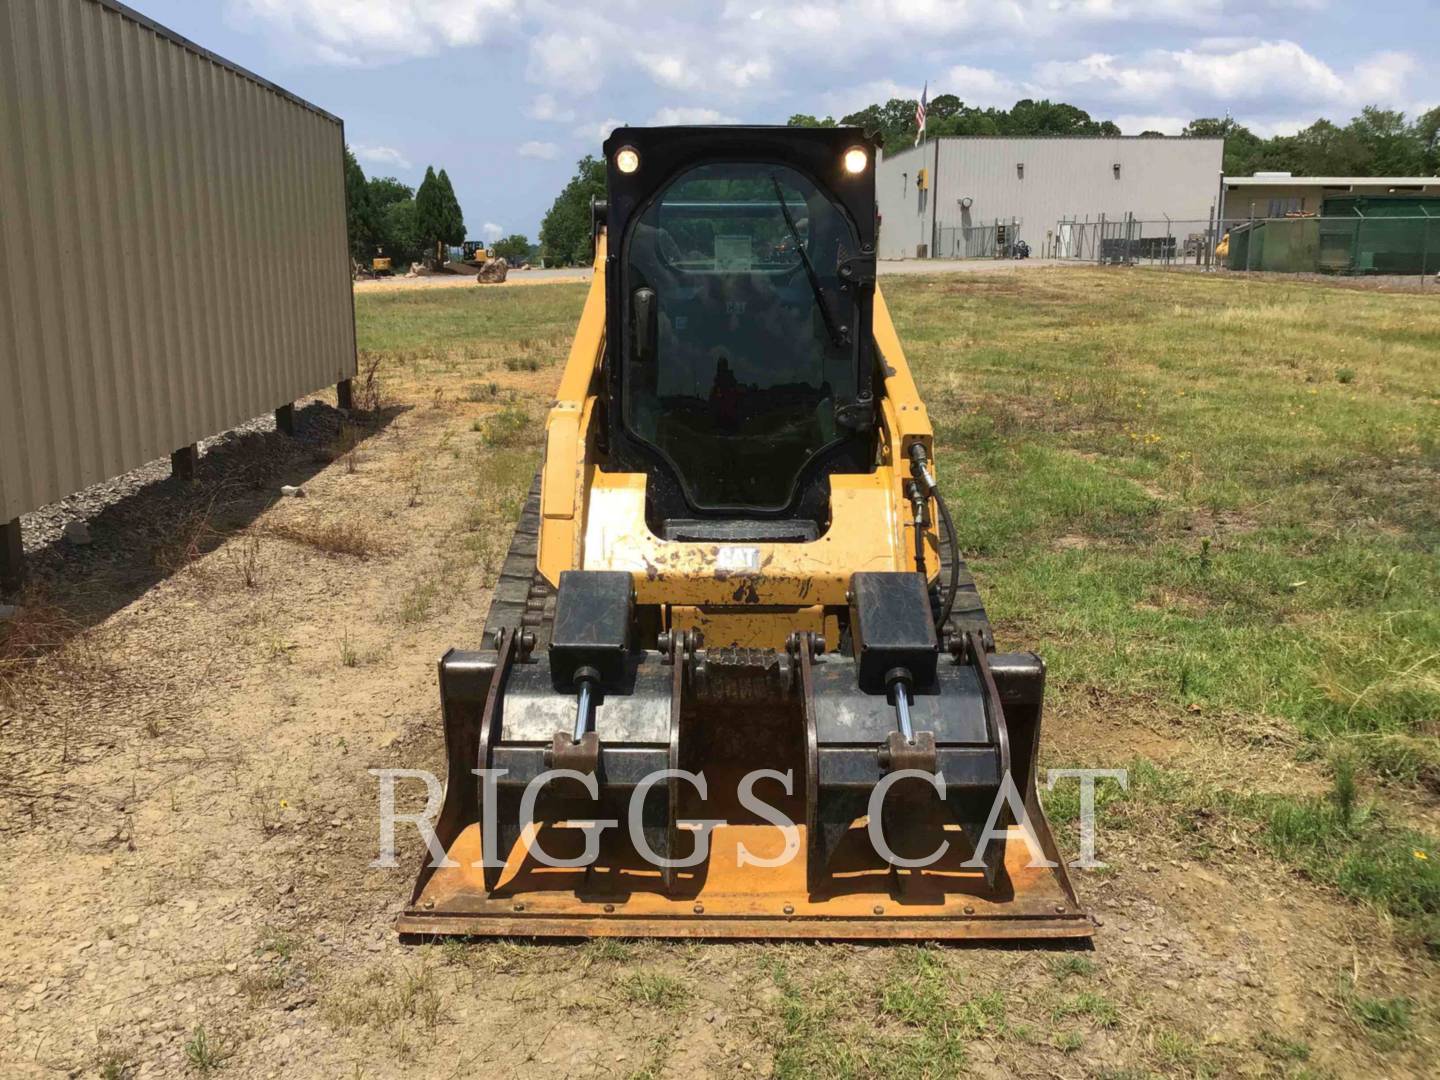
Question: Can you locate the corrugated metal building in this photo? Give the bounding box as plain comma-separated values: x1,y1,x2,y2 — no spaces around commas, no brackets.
0,0,356,587
876,136,1224,260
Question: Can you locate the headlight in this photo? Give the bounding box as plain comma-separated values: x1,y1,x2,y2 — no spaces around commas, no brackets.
615,147,640,174
843,147,868,174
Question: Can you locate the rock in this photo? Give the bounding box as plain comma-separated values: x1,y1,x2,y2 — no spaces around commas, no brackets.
63,521,92,545
477,257,510,284
280,485,306,498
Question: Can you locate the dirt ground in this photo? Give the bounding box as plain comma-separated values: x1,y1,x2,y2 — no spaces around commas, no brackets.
1,273,1435,1080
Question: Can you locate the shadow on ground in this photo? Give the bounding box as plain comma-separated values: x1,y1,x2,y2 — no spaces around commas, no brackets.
6,401,405,632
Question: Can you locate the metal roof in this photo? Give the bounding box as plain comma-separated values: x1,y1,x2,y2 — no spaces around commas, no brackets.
1224,176,1440,187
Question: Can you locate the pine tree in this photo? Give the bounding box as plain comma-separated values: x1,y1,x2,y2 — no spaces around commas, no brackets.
437,169,466,250
414,166,444,265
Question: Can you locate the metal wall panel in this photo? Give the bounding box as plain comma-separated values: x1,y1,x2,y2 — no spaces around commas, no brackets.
0,0,356,522
876,136,1225,259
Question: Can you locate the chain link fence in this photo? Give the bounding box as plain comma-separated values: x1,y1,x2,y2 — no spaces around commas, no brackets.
1047,211,1439,286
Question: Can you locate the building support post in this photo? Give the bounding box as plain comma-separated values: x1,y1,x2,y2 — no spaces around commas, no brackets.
1245,206,1255,274
337,378,354,411
1420,207,1431,290
275,403,295,437
171,444,198,483
1,518,23,595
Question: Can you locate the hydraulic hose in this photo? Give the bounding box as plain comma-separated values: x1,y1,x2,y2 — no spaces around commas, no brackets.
909,443,961,635
933,482,961,633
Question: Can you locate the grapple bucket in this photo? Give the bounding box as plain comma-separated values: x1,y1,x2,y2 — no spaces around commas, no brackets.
398,571,1091,941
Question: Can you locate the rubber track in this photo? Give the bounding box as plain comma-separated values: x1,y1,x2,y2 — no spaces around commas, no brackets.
481,474,992,647
482,475,555,648
937,528,993,644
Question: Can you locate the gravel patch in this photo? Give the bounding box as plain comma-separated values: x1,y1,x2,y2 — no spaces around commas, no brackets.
17,402,355,560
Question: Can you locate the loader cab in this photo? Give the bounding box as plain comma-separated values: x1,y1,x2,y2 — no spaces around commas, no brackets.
603,126,879,540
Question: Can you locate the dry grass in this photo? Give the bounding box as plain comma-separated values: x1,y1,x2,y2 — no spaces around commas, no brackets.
0,595,86,705
261,518,387,560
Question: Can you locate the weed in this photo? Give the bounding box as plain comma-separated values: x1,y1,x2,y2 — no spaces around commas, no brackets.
0,594,85,704
247,786,283,837
356,353,385,412
262,519,383,559
1052,991,1119,1028
400,579,440,625
1153,1030,1217,1075
621,971,689,1012
480,406,533,448
258,927,299,961
1341,978,1412,1040
325,959,446,1033
1049,954,1096,980
98,1050,137,1080
152,500,222,573
1330,752,1358,828
1053,1030,1084,1053
1256,1032,1310,1061
340,629,359,668
225,532,263,589
1336,367,1356,384
581,938,633,966
504,356,541,372
183,1025,230,1074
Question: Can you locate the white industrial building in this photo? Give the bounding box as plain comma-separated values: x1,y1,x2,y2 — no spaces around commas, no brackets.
876,136,1225,260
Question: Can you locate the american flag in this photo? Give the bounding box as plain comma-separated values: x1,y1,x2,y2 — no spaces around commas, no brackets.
914,82,928,146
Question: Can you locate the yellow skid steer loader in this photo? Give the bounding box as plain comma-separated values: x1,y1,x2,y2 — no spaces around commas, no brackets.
399,126,1090,940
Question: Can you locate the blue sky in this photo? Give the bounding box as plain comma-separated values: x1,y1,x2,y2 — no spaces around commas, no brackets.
126,1,1437,241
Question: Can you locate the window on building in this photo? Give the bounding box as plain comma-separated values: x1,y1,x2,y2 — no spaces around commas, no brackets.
1268,197,1304,217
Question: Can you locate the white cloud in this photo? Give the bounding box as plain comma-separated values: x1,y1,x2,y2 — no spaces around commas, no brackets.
647,107,740,126
527,29,607,94
481,222,504,241
228,0,515,65
1112,114,1188,135
943,65,1017,108
1033,41,1416,114
529,93,575,123
517,140,560,160
574,117,626,144
352,143,412,171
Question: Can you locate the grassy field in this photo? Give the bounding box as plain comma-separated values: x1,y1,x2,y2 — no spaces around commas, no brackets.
348,270,1439,1076
888,272,1439,950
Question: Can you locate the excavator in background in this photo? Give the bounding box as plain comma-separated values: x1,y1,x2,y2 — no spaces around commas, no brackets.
400,126,1089,940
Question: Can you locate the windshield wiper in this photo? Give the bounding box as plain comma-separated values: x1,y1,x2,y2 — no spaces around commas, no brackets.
771,175,844,347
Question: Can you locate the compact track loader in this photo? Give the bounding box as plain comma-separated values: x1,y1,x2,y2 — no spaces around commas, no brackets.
400,126,1090,940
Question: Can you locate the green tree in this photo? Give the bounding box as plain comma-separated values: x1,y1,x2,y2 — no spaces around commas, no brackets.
1417,106,1440,173
368,176,414,210
540,155,606,266
840,98,919,150
414,166,446,265
1347,107,1427,175
437,168,467,252
343,147,378,262
491,234,533,263
380,199,420,264
1183,116,1267,175
786,114,836,127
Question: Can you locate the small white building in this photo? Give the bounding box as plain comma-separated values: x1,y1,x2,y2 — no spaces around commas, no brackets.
876,136,1225,260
